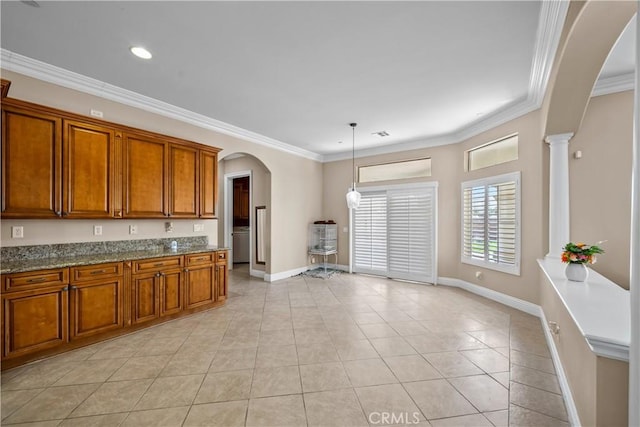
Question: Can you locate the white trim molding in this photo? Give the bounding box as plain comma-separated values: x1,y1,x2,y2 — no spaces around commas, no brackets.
264,266,310,282
592,72,635,97
437,277,540,316
250,269,265,279
1,0,569,165
545,132,573,260
538,308,582,427
629,7,640,424
0,49,322,162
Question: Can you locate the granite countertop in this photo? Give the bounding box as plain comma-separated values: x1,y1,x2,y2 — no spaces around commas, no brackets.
0,245,229,275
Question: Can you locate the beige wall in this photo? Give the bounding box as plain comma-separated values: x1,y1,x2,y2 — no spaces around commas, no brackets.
569,91,633,289
219,154,271,273
324,110,545,304
0,70,323,277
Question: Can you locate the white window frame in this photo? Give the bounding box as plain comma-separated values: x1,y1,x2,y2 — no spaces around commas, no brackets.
461,171,521,275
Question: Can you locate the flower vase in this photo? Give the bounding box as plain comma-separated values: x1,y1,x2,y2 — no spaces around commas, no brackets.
565,263,588,282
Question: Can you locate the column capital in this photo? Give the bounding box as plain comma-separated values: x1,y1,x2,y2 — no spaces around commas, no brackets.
545,132,574,145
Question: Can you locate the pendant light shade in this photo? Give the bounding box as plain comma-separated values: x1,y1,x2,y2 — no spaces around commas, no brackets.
346,189,361,209
346,122,361,209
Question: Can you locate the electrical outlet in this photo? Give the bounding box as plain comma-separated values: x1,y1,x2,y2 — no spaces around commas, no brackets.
129,225,138,235
343,227,348,233
193,223,204,232
11,226,24,239
93,225,102,236
165,222,174,233
90,109,103,118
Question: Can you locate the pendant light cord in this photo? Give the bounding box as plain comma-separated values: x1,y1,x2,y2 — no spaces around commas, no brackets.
351,123,357,191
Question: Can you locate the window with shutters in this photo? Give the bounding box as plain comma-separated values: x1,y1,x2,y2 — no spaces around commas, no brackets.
461,172,520,275
353,183,437,283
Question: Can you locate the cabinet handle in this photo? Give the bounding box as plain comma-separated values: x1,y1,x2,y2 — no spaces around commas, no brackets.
90,269,106,275
27,277,47,283
116,211,123,218
184,268,189,272
55,211,62,217
160,272,165,276
155,272,161,277
70,285,77,290
167,213,172,217
154,263,164,267
62,211,69,216
62,286,69,292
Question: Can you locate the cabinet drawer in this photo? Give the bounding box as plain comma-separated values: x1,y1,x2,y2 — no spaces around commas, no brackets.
186,253,214,266
71,262,123,282
3,268,69,292
133,256,183,274
216,251,227,261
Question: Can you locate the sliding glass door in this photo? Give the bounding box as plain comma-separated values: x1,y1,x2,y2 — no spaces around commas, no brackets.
353,183,437,283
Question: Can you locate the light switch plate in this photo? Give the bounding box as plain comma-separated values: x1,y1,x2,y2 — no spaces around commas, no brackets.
129,225,138,235
11,226,24,239
93,225,102,236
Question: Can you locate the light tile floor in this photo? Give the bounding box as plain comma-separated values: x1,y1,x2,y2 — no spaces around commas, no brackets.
1,266,569,426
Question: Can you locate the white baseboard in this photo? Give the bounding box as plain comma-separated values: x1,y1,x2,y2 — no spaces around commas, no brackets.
264,266,310,282
264,263,351,282
538,308,581,427
250,269,265,279
437,276,540,316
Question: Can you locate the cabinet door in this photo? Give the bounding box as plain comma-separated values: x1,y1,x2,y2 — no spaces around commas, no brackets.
1,104,62,218
199,150,217,218
63,120,116,218
185,265,215,309
170,144,198,218
216,253,228,301
69,278,123,340
123,133,168,218
131,273,159,324
1,285,68,359
160,270,183,316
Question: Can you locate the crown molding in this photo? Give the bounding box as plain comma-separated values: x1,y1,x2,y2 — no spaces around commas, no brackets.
324,1,569,163
1,0,569,165
0,49,323,162
592,72,635,97
528,0,570,107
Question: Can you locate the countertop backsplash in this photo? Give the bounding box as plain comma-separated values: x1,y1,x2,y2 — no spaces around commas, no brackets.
1,236,209,262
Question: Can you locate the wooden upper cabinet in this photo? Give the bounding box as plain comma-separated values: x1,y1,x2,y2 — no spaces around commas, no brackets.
170,144,199,218
1,104,62,218
63,120,118,218
200,150,218,218
123,133,169,218
2,98,220,219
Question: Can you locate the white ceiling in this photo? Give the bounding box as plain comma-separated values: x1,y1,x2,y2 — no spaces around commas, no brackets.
0,2,635,161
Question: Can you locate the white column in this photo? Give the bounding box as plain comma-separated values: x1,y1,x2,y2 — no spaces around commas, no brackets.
629,3,639,424
545,132,573,259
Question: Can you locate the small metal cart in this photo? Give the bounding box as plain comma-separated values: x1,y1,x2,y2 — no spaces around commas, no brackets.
308,223,338,275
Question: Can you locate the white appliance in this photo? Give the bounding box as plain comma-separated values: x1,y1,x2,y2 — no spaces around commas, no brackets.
233,226,250,263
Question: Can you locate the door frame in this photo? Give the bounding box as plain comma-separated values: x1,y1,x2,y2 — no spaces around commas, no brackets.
223,170,253,269
350,181,438,284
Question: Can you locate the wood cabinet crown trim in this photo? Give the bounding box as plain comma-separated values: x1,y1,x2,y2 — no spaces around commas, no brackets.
1,98,221,153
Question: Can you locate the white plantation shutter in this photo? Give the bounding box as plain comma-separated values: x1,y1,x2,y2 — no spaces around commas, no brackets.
461,172,520,275
388,188,435,281
354,192,387,273
353,184,437,283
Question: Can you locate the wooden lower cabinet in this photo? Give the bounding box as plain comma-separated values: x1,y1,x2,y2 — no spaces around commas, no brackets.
131,273,160,324
216,251,228,301
1,285,69,359
69,278,124,339
0,250,228,368
160,270,184,316
185,265,215,309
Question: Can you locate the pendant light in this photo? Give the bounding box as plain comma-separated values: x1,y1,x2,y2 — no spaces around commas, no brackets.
345,122,361,209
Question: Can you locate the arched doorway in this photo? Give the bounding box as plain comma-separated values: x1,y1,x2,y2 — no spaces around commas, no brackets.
219,152,272,279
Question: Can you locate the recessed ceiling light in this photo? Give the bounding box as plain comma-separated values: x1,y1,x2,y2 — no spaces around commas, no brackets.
338,141,343,144
372,131,390,137
130,46,152,59
20,0,40,7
